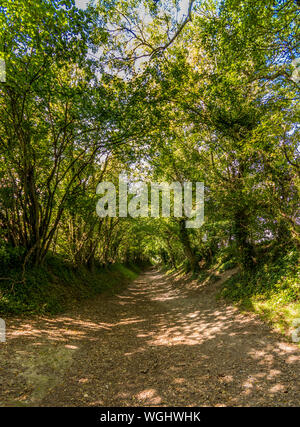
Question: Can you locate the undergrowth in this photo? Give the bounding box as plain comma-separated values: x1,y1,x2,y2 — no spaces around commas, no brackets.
0,255,145,315
218,246,300,339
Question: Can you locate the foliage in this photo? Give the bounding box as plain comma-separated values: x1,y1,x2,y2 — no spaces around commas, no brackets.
0,0,299,321
218,246,300,334
0,255,143,314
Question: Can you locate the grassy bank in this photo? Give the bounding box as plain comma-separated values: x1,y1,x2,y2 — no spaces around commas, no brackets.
0,257,145,315
164,245,299,342
218,246,300,341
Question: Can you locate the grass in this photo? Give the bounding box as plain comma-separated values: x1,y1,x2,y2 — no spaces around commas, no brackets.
0,256,144,316
218,246,300,342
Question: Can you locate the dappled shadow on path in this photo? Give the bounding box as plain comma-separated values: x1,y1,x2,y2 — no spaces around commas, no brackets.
1,269,300,406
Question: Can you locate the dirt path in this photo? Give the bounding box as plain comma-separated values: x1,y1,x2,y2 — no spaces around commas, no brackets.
1,268,300,407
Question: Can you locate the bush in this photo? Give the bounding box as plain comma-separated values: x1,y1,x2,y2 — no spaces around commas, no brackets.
218,246,300,336
219,259,238,273
0,244,25,273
